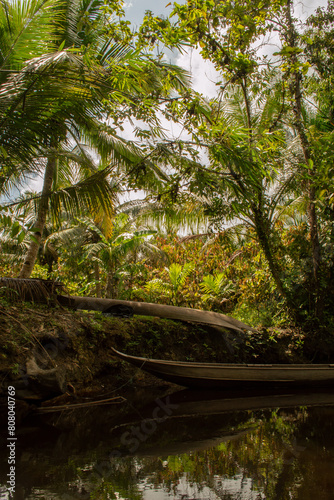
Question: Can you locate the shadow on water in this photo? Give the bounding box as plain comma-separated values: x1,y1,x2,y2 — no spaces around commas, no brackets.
1,389,334,499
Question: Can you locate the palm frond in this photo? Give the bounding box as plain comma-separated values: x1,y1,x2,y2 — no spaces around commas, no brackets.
48,166,117,224
0,0,60,75
0,276,64,301
144,278,171,297
168,262,194,288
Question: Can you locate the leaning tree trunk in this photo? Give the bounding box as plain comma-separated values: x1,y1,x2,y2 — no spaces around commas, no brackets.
234,78,297,316
253,209,298,319
18,155,56,278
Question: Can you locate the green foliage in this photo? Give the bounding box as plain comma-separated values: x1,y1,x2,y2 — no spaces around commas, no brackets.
135,0,334,324
144,261,195,306
1,0,334,327
200,273,236,305
168,261,194,294
0,0,192,278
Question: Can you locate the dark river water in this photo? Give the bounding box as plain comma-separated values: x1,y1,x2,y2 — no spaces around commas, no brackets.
1,389,334,500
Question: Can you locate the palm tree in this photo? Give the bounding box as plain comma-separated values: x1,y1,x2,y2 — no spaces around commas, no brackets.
83,214,164,298
0,0,191,278
0,0,60,178
45,211,167,298
122,197,210,236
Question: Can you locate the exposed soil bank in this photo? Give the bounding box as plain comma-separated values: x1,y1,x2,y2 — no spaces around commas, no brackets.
1,301,334,422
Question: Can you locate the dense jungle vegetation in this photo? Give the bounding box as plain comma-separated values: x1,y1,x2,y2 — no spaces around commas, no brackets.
0,0,334,333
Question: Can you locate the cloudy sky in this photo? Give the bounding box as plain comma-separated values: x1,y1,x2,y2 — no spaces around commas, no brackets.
124,0,327,25
123,0,174,26
123,0,329,99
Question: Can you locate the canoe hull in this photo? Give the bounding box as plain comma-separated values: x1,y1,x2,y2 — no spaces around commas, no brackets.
57,295,254,332
111,348,334,389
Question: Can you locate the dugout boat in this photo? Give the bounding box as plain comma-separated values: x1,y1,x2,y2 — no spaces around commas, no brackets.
111,348,334,389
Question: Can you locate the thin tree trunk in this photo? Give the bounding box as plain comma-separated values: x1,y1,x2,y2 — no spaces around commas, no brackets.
94,261,102,298
240,77,253,145
18,155,56,278
105,263,118,299
105,272,113,298
284,0,323,318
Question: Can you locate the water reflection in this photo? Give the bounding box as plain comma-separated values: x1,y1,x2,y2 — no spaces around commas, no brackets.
1,390,334,499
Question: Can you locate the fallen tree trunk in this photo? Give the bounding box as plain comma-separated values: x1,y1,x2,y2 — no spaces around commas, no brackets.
57,295,255,333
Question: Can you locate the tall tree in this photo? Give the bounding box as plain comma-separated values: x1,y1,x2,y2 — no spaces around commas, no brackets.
278,0,323,317
138,0,334,322
0,0,190,278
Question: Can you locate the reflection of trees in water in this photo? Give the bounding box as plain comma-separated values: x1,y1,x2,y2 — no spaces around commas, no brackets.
286,408,334,500
6,407,334,499
92,408,334,500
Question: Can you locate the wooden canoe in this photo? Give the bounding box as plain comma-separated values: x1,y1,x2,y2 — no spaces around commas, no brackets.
57,295,255,333
111,348,334,389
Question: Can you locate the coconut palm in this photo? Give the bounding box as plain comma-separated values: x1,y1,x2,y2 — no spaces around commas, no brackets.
82,214,162,298
0,0,191,278
45,211,167,298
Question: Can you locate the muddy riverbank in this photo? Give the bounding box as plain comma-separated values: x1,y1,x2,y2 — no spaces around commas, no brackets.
1,300,333,422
